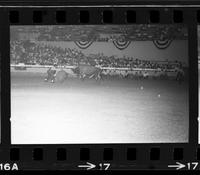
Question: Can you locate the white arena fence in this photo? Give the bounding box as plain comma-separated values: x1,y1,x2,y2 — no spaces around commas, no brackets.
10,64,182,79
10,64,177,72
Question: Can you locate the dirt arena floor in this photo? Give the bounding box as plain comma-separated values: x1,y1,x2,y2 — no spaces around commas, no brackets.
11,71,189,144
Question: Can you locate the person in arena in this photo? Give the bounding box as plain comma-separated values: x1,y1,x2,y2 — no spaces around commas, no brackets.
138,71,143,80
175,67,185,84
44,67,56,83
143,71,149,79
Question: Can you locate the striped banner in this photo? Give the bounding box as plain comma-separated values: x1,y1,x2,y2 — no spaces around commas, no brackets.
74,40,94,49
153,39,173,49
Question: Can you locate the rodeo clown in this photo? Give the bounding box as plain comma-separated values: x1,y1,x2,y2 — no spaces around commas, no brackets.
44,66,57,83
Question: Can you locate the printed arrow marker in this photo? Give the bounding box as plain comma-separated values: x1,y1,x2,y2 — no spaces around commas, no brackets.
78,162,96,170
168,162,185,170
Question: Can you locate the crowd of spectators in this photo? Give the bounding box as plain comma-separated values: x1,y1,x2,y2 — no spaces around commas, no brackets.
11,41,85,66
10,40,183,71
90,53,182,70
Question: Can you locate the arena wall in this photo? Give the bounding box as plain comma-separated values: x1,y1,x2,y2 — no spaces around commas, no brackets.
38,40,189,66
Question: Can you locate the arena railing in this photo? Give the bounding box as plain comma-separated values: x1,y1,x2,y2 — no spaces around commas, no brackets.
10,64,178,72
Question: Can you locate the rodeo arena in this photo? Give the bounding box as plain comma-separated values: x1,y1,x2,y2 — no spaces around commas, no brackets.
10,25,189,144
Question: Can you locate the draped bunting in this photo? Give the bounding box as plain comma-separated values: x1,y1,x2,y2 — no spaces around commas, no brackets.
74,40,94,49
112,40,131,50
74,39,131,50
74,39,173,50
153,39,173,49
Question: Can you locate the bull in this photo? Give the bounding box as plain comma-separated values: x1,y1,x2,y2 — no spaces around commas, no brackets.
72,64,102,81
55,70,68,83
45,67,68,83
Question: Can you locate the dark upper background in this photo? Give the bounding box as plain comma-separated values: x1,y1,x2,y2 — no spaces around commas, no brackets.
0,0,200,6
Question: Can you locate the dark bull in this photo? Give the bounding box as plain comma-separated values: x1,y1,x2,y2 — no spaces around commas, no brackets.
55,70,68,83
45,68,68,83
72,65,102,81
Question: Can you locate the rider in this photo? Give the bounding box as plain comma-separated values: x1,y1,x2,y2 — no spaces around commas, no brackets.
44,66,56,83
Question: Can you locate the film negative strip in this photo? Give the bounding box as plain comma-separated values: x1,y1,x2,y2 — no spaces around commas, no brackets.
0,0,200,172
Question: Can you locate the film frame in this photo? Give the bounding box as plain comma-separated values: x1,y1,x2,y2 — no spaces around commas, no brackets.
0,1,200,171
